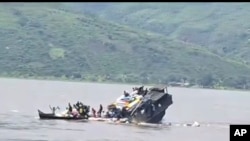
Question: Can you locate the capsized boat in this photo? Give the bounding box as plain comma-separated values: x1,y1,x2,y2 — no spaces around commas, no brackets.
129,86,173,123
106,86,173,123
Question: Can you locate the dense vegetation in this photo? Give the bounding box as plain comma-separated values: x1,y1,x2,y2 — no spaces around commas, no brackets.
1,3,250,90
72,3,250,63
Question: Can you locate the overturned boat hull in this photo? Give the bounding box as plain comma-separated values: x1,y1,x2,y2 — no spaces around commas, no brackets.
128,87,173,123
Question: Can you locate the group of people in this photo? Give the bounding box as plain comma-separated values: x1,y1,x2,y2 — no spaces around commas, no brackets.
100,86,147,120
51,86,148,120
88,88,139,120
53,101,90,118
91,104,103,118
72,101,90,117
121,86,147,103
105,104,130,120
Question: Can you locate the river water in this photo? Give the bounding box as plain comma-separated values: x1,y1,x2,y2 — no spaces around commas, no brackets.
0,78,249,141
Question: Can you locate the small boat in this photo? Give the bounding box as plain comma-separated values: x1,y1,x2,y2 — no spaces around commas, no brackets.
38,109,88,120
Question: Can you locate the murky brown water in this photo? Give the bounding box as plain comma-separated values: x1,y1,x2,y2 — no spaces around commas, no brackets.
0,78,250,141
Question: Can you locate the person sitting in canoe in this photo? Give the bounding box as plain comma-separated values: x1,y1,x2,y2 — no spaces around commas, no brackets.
79,104,84,115
74,102,81,113
71,108,80,118
76,102,90,118
61,102,89,118
73,102,82,112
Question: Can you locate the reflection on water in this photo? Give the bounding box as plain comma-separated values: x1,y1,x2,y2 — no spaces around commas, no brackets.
0,78,250,141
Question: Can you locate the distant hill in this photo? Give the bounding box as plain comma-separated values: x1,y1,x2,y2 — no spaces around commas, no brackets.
72,3,250,65
1,3,250,89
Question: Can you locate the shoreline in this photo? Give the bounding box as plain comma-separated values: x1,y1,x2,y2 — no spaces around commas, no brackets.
0,76,249,92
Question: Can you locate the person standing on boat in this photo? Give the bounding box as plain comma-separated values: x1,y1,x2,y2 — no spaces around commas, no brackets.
74,102,79,110
69,103,73,111
67,103,73,116
73,104,78,111
97,104,103,117
76,101,80,107
91,108,97,117
49,105,56,115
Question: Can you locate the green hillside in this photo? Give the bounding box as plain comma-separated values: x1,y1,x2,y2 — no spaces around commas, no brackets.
1,3,250,89
72,3,250,65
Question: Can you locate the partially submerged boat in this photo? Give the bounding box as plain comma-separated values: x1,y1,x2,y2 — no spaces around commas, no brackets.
37,86,173,124
105,86,173,123
129,86,173,123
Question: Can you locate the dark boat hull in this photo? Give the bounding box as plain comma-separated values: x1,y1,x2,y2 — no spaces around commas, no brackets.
129,87,173,123
38,110,88,120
